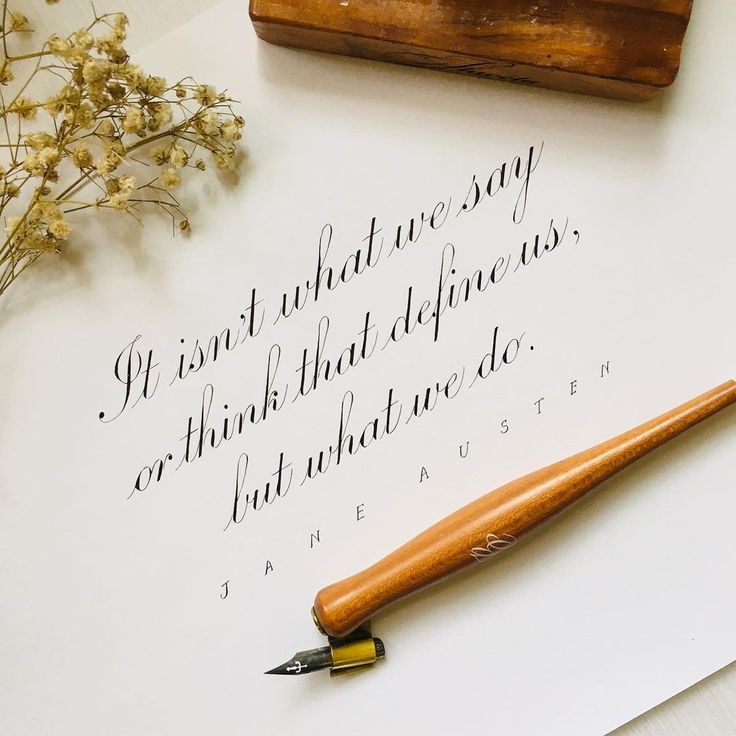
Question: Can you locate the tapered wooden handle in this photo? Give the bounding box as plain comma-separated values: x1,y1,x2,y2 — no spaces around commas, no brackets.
314,380,736,638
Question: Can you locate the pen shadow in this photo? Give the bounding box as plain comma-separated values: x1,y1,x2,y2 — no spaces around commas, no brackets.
369,403,736,651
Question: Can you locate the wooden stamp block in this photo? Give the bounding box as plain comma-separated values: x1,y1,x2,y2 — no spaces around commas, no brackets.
249,0,695,101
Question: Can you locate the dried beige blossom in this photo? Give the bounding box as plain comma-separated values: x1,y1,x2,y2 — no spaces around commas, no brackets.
48,218,71,239
118,175,136,194
0,59,14,84
108,193,128,211
67,102,95,128
213,150,235,171
194,109,218,135
150,146,168,166
95,152,119,176
72,29,94,51
150,102,173,130
221,120,242,142
25,132,56,150
82,58,111,84
8,95,38,119
0,2,244,297
70,145,93,169
121,107,145,134
160,167,181,190
194,84,217,106
48,34,71,56
94,119,115,138
144,76,167,96
5,216,21,236
9,11,29,31
1,181,20,198
169,145,188,168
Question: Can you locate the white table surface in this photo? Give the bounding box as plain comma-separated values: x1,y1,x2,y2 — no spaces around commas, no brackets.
27,1,736,733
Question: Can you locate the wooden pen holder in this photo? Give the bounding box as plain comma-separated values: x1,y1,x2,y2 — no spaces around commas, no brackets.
249,0,694,102
313,380,736,638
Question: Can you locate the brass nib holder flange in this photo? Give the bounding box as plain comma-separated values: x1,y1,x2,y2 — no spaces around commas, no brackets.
328,628,384,677
313,608,385,677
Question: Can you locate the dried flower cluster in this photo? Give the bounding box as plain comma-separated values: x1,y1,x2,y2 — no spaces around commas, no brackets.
0,1,244,296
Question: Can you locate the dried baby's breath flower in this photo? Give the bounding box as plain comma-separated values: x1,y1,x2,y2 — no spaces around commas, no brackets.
72,29,94,51
169,145,188,168
66,102,95,128
194,109,218,135
25,132,56,150
38,146,60,169
143,76,167,97
109,193,129,211
221,120,242,142
71,143,93,169
42,97,61,116
213,150,236,171
150,145,168,165
0,60,13,84
150,102,172,130
82,58,111,84
194,84,217,106
23,153,45,176
9,11,29,31
121,62,144,87
94,119,115,139
60,83,81,104
8,95,38,119
160,167,181,190
118,175,136,194
95,151,119,176
121,107,145,134
48,34,71,57
1,181,20,198
34,201,62,221
48,217,71,239
5,216,21,236
0,1,244,297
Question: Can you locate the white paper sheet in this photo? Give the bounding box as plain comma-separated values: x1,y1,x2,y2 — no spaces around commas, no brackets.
2,1,735,733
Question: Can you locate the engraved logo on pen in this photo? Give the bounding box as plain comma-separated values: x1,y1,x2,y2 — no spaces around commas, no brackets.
470,533,517,561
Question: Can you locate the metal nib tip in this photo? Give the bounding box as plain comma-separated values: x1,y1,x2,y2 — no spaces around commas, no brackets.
264,664,289,676
265,646,333,676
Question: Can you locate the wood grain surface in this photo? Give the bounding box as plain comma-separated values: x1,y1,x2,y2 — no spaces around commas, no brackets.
250,0,694,100
314,381,736,638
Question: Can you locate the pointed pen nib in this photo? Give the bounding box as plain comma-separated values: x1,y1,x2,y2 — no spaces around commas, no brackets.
263,663,292,676
264,646,333,676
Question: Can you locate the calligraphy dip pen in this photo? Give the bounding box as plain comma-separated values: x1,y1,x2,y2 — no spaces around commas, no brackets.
266,380,736,677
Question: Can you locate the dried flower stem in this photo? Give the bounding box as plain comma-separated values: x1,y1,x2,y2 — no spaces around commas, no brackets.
0,1,244,297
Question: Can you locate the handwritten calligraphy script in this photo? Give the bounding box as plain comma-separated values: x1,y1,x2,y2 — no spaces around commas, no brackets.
96,141,585,533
